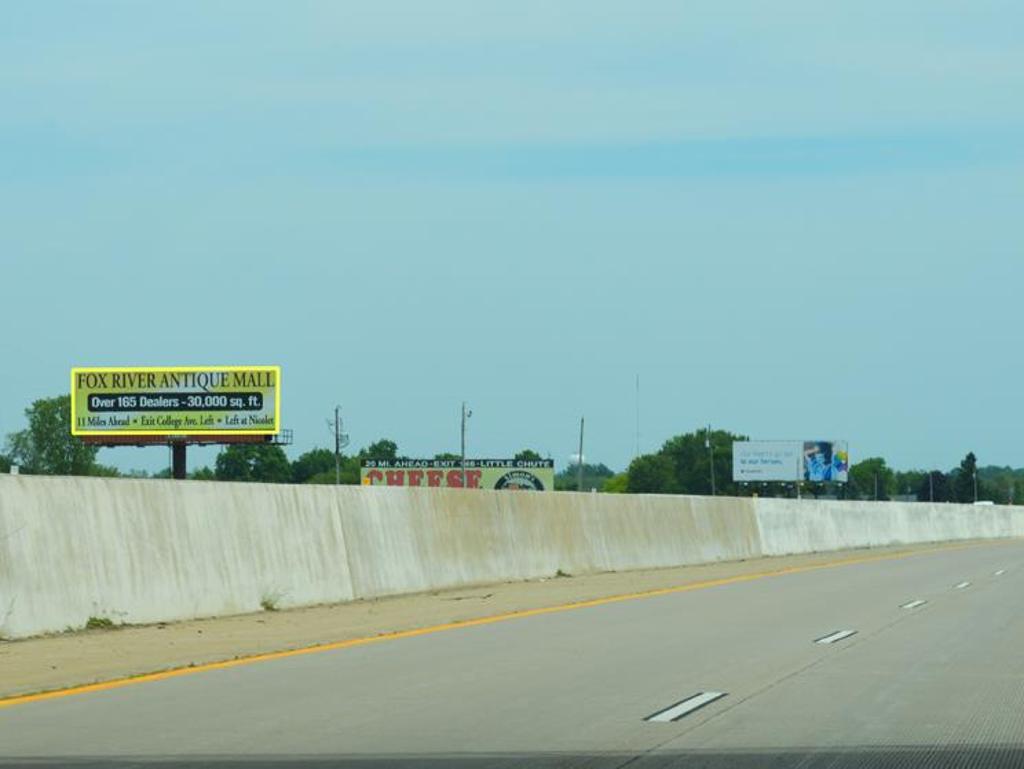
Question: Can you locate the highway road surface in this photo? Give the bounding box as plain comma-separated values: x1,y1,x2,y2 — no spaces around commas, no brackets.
2,540,1023,767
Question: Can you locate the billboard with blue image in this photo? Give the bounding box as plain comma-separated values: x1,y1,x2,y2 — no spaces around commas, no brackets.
802,441,849,482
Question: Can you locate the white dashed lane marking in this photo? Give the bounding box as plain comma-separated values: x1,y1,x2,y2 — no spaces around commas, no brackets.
645,692,728,723
814,630,857,645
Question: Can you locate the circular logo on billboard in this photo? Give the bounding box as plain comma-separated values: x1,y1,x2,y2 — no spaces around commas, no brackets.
495,471,545,491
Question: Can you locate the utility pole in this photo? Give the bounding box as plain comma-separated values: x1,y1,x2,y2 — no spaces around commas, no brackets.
973,468,978,503
577,416,585,491
706,424,716,496
929,471,934,502
460,402,472,488
873,472,878,501
326,406,349,485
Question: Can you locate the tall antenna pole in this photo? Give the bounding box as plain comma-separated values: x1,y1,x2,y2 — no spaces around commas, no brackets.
634,374,640,460
577,416,585,492
334,406,341,486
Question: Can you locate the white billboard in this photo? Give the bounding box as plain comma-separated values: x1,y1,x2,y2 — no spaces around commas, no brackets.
733,441,849,483
733,441,802,482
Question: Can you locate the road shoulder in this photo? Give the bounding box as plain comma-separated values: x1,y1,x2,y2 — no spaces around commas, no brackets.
0,540,998,700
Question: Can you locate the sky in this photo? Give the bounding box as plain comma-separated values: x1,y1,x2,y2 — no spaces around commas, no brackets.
2,1,1023,475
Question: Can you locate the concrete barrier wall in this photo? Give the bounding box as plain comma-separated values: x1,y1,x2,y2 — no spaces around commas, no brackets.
0,476,356,639
1,474,1021,639
755,498,1024,555
340,489,762,598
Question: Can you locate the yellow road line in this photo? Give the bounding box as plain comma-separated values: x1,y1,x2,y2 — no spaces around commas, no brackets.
0,540,988,710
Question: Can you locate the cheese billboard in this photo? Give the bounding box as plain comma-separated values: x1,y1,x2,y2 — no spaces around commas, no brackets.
361,459,555,490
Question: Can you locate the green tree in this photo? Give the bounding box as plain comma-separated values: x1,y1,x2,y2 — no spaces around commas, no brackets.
307,439,401,485
658,427,748,496
190,466,215,481
433,452,461,461
291,448,337,484
893,469,926,499
976,466,1023,504
0,454,10,473
952,452,981,503
555,462,614,491
5,395,99,475
917,470,952,502
602,472,629,493
215,444,291,483
848,457,894,500
514,449,544,462
306,459,361,485
626,454,677,493
359,439,399,461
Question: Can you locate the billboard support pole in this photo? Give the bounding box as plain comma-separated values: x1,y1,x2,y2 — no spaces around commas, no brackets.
171,442,186,480
796,450,802,499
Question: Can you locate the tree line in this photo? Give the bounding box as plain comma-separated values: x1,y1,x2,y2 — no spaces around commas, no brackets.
613,427,1017,503
0,395,579,486
2,396,1019,503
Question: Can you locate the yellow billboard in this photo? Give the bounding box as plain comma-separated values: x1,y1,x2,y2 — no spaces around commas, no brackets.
71,365,280,437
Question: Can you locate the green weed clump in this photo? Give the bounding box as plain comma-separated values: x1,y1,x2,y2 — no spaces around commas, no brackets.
260,596,279,612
